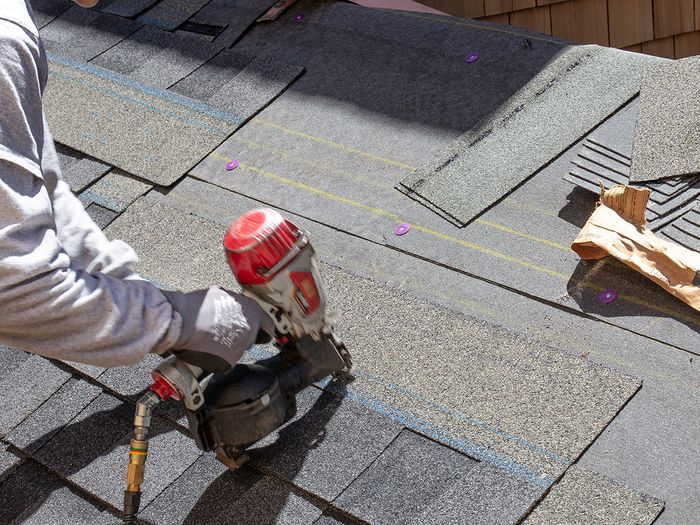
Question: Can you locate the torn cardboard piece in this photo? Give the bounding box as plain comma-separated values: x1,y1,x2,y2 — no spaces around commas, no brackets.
572,184,700,312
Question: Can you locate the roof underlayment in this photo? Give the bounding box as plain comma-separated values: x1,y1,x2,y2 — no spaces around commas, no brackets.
1,0,699,523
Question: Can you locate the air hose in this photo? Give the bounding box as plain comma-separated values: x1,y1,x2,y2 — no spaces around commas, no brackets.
122,389,164,525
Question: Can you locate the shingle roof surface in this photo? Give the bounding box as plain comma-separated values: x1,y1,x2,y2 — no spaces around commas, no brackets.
2,0,698,523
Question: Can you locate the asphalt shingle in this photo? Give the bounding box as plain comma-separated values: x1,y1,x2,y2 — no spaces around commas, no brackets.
248,385,403,500
27,0,73,29
0,345,31,383
137,0,211,31
0,460,63,525
80,170,152,213
101,0,160,18
10,486,113,525
5,378,103,454
170,51,305,120
188,0,282,47
140,454,324,525
45,51,302,186
105,192,643,486
90,25,222,90
398,46,660,227
96,352,163,397
0,356,71,438
522,465,664,525
35,392,202,509
39,6,141,63
334,429,478,524
407,461,543,525
0,444,22,483
630,57,700,182
85,203,119,230
59,154,112,193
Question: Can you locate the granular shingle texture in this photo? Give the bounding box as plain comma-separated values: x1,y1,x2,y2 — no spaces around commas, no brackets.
27,0,73,29
80,170,152,213
105,193,642,486
39,7,141,62
248,385,403,500
12,486,113,525
44,56,240,186
564,139,700,230
0,460,64,524
140,455,324,525
661,201,700,252
0,444,21,483
137,0,212,31
90,25,221,90
398,45,659,226
59,154,112,193
45,53,302,186
6,378,102,454
334,430,478,524
85,203,118,230
101,0,160,17
522,465,664,525
630,57,700,182
35,392,202,508
407,461,544,525
188,0,282,47
0,356,71,437
170,51,305,119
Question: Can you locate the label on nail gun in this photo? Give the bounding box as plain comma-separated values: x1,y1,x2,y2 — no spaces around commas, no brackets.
289,272,320,315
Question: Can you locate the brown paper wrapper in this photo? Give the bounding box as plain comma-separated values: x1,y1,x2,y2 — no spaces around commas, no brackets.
572,184,700,312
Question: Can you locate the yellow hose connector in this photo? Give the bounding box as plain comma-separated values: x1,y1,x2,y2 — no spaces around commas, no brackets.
126,438,148,493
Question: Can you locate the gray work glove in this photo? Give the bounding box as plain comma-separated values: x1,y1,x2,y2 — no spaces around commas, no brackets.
161,286,274,373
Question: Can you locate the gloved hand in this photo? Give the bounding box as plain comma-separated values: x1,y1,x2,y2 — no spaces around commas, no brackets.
161,286,274,373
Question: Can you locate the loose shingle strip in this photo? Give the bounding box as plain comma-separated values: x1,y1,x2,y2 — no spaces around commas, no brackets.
630,57,700,183
398,46,660,227
522,465,663,525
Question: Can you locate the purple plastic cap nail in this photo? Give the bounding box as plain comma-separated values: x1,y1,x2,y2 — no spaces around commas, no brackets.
293,14,305,21
395,223,410,236
598,289,618,304
226,159,239,171
464,52,480,63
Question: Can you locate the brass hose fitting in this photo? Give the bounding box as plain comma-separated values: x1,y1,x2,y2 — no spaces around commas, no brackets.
123,390,163,525
126,439,148,493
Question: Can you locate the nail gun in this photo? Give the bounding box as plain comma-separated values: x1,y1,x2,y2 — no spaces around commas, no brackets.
122,209,352,524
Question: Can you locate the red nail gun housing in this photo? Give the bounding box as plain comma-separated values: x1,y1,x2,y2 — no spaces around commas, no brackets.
224,208,327,340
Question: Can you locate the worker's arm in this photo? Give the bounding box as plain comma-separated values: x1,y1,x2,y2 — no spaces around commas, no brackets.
0,18,272,369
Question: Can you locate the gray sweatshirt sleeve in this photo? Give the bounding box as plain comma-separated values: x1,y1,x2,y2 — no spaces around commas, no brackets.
0,18,181,367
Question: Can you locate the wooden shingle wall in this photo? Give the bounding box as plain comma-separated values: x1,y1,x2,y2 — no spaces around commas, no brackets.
415,0,700,58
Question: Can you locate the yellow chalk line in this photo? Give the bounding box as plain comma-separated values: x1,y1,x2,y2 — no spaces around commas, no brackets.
227,135,388,189
208,151,700,326
217,132,572,252
252,118,416,170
